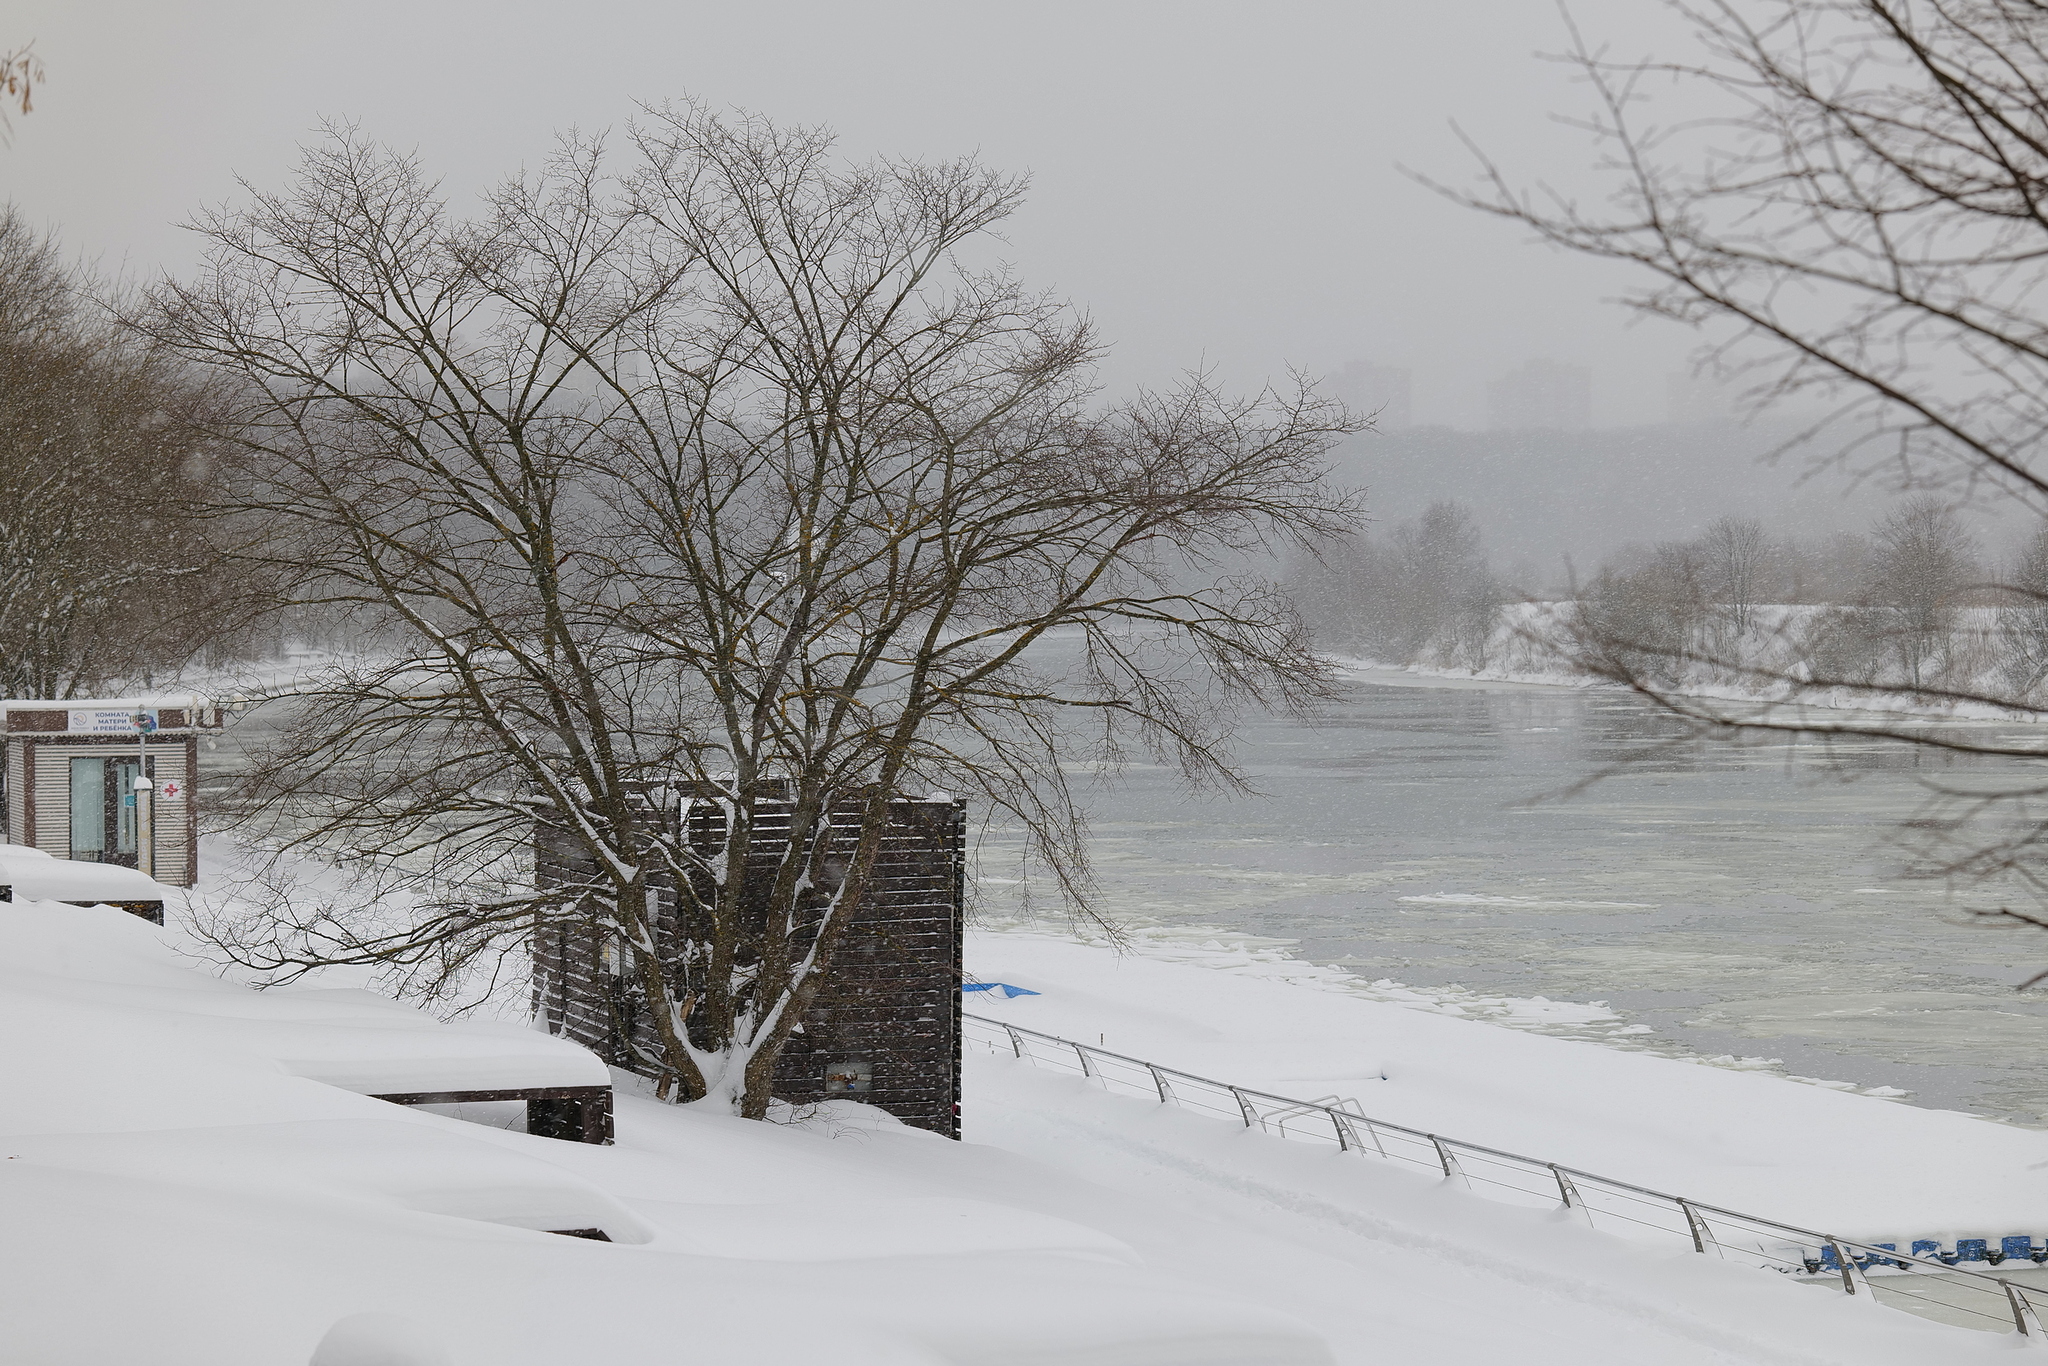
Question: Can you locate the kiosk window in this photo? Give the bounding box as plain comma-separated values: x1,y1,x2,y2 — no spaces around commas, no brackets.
68,756,143,865
68,758,103,858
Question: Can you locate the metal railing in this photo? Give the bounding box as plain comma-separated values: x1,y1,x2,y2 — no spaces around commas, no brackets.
966,1011,2048,1339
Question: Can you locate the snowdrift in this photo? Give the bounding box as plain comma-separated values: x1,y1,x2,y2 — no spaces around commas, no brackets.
6,894,2040,1363
0,901,1327,1366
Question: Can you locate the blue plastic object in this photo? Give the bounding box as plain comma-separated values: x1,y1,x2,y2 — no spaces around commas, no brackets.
1911,1240,1942,1261
2005,1236,2036,1264
1957,1238,1989,1262
960,982,1041,998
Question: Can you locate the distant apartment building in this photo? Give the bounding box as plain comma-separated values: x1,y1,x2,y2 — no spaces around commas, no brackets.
1326,360,1411,430
1487,359,1591,431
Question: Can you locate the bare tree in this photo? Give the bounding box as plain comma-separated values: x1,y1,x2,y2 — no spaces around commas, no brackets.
1284,530,1382,654
1440,0,2048,934
1389,501,1502,665
0,207,249,697
1574,541,1711,687
148,111,1360,1116
1864,495,1978,686
1448,1,2048,517
2000,524,2048,697
1699,515,1769,637
1779,530,1872,606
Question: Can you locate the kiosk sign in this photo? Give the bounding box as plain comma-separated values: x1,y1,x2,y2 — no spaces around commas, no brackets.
68,709,157,734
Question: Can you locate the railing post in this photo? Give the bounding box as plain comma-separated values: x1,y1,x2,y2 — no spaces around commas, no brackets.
1430,1136,1471,1189
2009,1281,2046,1339
1147,1064,1174,1104
1072,1041,1095,1079
1677,1199,1712,1254
1229,1087,1258,1128
1551,1165,1594,1228
1825,1239,1879,1301
1827,1240,1857,1295
1003,1024,1023,1058
1330,1107,1350,1151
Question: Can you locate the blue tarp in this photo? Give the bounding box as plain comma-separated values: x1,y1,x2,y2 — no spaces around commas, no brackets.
961,982,1041,999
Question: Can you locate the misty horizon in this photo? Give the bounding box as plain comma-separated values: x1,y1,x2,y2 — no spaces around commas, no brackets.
7,1,1715,423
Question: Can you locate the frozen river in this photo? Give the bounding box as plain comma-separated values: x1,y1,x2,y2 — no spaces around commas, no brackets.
990,668,2048,1125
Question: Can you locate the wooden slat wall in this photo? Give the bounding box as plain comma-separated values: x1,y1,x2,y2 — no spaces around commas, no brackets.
533,797,964,1137
32,745,70,853
148,743,192,887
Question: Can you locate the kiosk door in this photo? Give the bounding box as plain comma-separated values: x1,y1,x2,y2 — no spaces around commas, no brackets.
68,756,143,866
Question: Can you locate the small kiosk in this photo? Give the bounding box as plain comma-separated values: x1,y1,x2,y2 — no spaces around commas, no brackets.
0,698,226,889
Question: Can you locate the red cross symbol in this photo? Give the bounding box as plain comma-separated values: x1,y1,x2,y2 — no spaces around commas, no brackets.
158,781,181,801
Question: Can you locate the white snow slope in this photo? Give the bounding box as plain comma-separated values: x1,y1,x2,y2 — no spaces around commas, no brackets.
1,902,1322,1366
0,898,2032,1364
965,927,2048,1247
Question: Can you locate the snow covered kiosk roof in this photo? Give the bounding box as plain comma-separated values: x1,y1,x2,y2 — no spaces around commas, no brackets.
0,844,176,907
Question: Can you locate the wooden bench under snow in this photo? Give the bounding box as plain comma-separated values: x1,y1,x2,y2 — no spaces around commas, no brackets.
0,896,614,1142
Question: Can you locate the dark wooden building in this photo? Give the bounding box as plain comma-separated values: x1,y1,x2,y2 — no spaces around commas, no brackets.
532,796,964,1137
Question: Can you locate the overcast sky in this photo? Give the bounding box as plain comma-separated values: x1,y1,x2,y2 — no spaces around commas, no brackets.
5,1,1710,431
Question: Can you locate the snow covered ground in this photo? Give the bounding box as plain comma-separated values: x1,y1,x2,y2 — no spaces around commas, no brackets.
7,891,2048,1361
969,1056,1994,1363
0,901,1324,1366
964,925,2048,1249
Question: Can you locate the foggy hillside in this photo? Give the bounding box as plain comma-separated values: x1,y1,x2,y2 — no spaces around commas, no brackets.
1331,421,2014,588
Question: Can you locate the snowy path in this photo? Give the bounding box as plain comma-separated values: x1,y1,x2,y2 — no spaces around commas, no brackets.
968,1009,2048,1339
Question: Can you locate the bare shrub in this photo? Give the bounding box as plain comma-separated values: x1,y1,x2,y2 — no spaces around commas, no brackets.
1287,500,1502,668
1863,497,1978,687
1572,544,1709,687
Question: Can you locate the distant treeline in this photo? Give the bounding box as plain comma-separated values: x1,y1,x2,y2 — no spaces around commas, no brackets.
0,208,469,696
1288,497,2048,699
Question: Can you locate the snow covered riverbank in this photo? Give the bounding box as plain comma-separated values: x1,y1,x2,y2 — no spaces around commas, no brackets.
964,923,2048,1250
1329,600,2048,724
3,897,2032,1364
